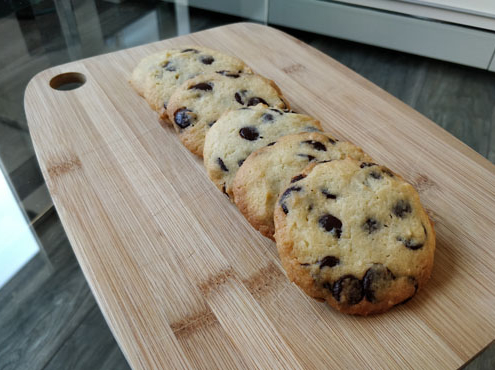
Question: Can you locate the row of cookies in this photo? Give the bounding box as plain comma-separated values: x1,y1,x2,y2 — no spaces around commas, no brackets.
130,46,435,315
204,106,435,315
130,46,287,155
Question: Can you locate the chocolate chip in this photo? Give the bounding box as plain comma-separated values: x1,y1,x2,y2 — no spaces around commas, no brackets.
262,113,274,122
290,174,306,183
208,120,216,127
363,264,395,303
323,282,333,291
318,214,342,238
281,203,289,215
222,184,229,198
363,218,380,234
383,167,394,177
163,61,176,72
247,97,268,106
234,92,244,105
267,142,276,146
217,158,228,172
200,55,214,64
280,186,302,201
216,70,240,78
332,275,363,305
301,140,327,151
279,186,302,214
320,256,340,269
397,236,424,250
328,137,336,145
297,154,316,161
238,158,245,167
174,108,194,129
369,171,382,180
321,190,337,199
360,162,377,168
393,200,412,218
239,126,259,141
270,108,283,115
182,48,199,53
189,82,213,91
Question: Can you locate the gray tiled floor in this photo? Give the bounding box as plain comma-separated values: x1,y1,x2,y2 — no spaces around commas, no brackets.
0,1,494,369
0,210,130,370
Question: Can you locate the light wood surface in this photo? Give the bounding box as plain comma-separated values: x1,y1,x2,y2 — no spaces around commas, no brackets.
25,23,495,369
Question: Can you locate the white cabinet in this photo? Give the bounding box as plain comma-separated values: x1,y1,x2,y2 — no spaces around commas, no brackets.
267,0,495,69
338,0,495,31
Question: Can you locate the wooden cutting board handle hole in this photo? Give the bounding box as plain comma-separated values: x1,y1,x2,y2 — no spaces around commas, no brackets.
49,72,86,91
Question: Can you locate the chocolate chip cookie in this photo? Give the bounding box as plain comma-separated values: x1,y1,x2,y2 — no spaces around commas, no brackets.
273,159,435,315
204,105,322,199
166,72,290,156
233,132,371,239
130,46,251,121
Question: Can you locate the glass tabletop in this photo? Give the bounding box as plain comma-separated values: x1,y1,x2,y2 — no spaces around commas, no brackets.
0,1,494,369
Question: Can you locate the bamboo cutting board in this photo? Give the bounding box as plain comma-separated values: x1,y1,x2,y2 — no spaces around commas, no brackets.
25,23,495,369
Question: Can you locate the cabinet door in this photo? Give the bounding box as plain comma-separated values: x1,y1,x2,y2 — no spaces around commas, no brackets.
268,0,495,69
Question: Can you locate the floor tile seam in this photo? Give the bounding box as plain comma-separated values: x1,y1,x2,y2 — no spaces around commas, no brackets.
39,302,98,370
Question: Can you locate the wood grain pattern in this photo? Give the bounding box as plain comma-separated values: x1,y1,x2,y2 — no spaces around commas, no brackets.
24,23,495,369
